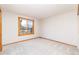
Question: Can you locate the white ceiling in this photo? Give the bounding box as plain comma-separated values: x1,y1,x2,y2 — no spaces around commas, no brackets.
0,4,75,19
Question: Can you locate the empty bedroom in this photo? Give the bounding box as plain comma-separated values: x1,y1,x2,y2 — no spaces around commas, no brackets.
0,4,79,55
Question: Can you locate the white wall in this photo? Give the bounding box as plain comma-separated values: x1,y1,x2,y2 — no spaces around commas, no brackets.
40,10,78,46
2,11,40,45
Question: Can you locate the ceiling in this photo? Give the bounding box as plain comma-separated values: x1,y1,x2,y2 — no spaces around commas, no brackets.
0,4,75,19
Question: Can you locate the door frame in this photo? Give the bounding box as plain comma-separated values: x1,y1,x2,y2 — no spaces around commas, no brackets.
0,9,2,51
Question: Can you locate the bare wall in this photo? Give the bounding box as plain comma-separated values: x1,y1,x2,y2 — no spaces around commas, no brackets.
2,11,40,45
40,10,78,46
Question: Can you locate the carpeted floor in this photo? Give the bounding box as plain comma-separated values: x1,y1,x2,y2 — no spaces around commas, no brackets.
0,38,79,55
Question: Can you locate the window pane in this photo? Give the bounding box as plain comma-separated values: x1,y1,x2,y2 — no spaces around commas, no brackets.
28,20,33,33
20,18,28,34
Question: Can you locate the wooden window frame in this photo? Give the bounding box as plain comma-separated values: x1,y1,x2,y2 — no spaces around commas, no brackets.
18,16,34,36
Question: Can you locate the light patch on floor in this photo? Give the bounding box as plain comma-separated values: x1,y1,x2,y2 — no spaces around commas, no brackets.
0,38,79,55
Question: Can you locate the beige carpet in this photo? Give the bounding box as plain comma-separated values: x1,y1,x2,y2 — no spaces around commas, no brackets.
0,38,79,55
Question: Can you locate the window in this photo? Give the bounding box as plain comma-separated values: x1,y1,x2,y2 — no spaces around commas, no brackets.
18,17,34,36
